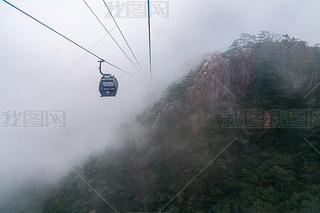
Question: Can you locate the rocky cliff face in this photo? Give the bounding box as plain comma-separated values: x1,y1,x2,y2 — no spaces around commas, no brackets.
154,48,252,135
152,39,320,135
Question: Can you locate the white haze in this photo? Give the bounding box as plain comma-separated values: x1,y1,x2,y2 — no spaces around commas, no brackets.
0,0,319,206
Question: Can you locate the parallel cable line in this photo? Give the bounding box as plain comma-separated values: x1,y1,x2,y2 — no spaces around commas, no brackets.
2,0,132,75
147,0,152,77
102,0,144,72
82,0,140,73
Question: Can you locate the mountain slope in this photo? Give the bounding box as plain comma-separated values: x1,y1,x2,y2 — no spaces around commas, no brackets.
42,32,320,213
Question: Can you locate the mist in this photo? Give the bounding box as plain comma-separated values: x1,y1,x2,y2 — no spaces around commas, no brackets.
0,0,319,208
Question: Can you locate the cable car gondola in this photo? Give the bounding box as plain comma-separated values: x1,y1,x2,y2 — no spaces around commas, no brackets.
99,74,118,97
98,60,119,97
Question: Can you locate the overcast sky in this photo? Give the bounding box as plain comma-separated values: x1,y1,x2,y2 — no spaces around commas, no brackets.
0,0,319,204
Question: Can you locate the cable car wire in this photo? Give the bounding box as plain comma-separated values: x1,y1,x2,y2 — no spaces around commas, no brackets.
2,0,133,76
147,0,152,77
102,0,144,72
82,0,140,73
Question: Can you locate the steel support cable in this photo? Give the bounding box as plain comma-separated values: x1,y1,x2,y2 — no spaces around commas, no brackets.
102,0,144,72
82,0,140,73
2,0,133,76
147,0,152,78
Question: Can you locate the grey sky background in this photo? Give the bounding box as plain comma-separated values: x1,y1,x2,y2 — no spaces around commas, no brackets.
0,0,319,204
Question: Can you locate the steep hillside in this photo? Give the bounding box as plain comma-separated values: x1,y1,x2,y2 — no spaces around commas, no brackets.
42,32,320,213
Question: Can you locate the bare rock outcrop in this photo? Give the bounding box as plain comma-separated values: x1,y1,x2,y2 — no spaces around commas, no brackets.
162,100,185,122
152,49,253,135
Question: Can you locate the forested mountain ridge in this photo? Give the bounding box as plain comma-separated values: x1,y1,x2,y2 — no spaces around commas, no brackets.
42,32,320,213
